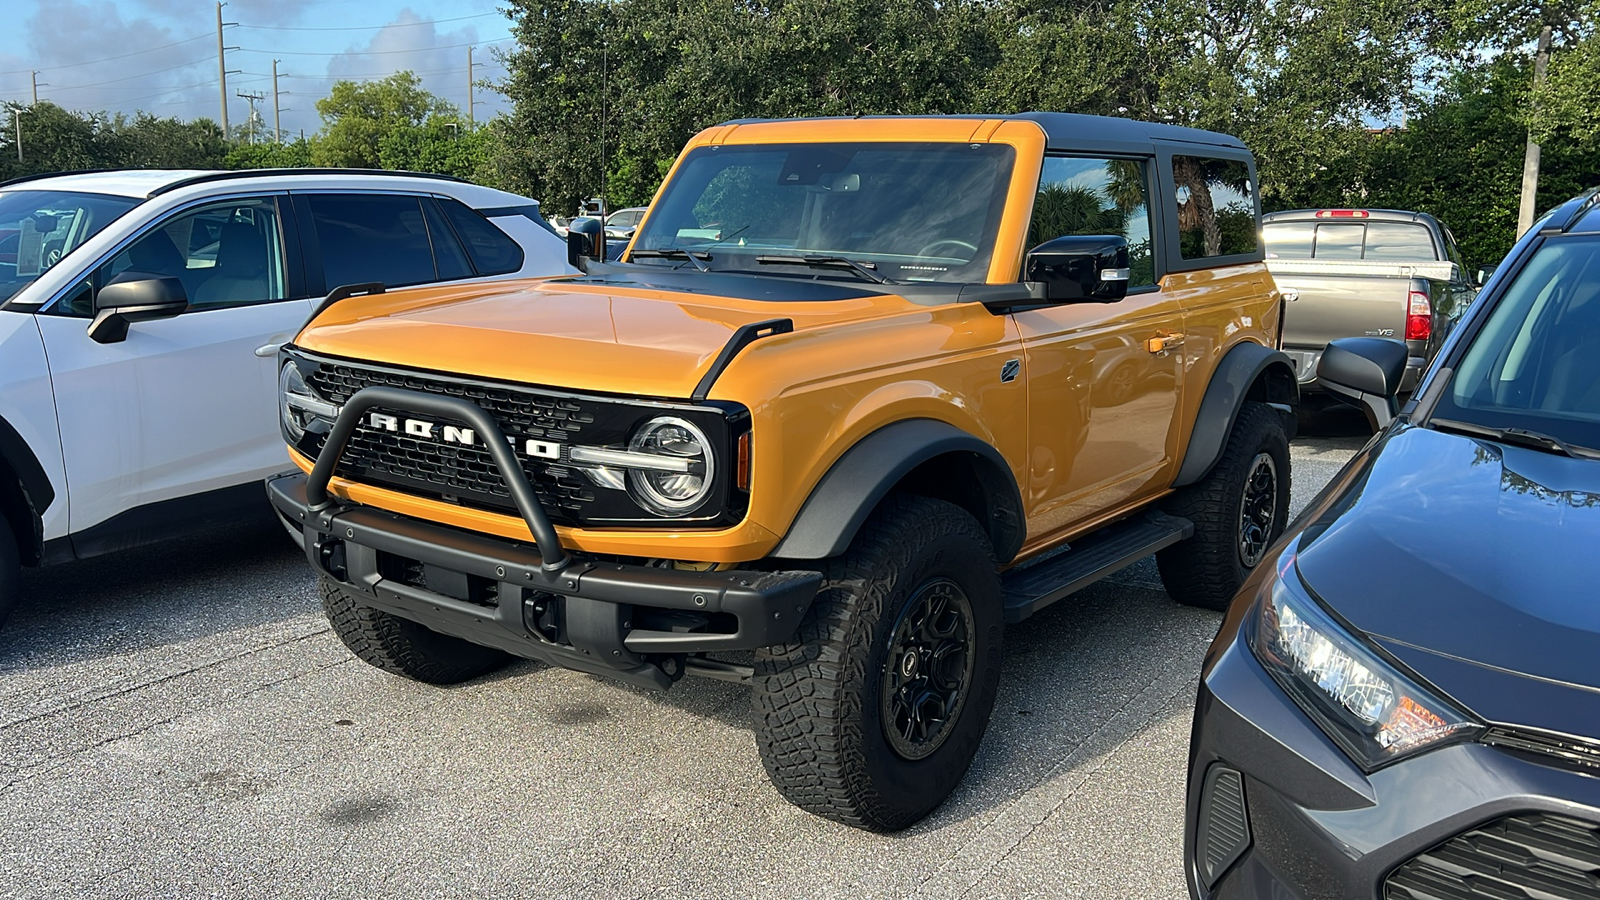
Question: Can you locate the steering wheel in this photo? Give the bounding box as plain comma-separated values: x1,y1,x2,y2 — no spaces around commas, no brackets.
917,239,978,259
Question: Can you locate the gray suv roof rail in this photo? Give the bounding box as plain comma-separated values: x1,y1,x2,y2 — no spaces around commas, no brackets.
1545,188,1600,235
147,167,466,198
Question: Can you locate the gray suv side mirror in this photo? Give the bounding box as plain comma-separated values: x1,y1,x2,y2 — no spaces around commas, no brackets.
1024,235,1131,303
89,272,189,344
1317,337,1408,431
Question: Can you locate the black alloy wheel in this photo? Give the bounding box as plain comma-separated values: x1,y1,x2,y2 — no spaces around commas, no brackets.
880,578,976,761
1237,452,1279,568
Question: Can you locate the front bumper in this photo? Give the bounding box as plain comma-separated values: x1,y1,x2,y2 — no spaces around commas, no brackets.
1187,606,1600,899
270,472,820,691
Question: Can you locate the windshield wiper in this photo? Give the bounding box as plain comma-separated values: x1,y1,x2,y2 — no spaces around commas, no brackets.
1430,418,1600,459
755,254,892,284
629,248,710,272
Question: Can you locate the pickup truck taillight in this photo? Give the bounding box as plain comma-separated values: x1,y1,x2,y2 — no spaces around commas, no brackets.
1406,290,1433,341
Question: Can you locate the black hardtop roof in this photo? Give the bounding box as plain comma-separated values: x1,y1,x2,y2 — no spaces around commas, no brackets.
718,112,1249,156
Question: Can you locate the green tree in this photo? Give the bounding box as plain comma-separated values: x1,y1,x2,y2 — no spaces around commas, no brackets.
378,119,489,180
224,139,315,169
312,72,459,169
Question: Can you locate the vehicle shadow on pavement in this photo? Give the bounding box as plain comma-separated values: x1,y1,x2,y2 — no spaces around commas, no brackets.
0,511,315,673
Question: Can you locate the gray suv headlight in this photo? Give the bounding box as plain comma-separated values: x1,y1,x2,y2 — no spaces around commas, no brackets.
1249,553,1482,770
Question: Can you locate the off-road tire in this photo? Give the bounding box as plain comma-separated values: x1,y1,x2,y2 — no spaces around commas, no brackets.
753,495,1003,831
1157,400,1291,610
0,516,21,631
319,577,510,684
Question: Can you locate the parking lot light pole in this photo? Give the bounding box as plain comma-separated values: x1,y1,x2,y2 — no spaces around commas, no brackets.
1517,25,1553,236
8,104,24,163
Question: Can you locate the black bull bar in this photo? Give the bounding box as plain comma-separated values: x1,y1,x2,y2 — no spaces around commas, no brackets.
268,386,821,690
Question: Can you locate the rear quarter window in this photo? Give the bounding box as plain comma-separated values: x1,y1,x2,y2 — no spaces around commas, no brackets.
438,198,525,276
1172,156,1257,259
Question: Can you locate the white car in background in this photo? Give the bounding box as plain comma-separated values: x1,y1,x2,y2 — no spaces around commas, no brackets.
0,168,574,628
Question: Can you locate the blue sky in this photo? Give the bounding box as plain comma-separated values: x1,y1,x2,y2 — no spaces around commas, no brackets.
0,1,518,137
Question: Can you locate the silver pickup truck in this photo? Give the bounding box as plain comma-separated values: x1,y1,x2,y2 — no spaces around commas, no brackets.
1263,209,1479,393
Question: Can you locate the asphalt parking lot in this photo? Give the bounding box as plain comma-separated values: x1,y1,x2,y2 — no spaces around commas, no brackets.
0,408,1371,900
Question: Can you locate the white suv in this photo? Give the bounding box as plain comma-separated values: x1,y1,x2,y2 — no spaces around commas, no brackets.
0,168,573,627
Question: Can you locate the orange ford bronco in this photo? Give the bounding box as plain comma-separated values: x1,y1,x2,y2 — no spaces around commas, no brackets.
268,113,1297,830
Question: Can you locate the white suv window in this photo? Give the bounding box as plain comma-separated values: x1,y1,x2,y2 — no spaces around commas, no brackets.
86,196,288,313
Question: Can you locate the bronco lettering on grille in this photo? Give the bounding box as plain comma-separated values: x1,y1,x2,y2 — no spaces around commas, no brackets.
366,412,561,460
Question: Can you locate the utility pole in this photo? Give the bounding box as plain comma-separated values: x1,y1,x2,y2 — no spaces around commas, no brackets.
467,46,474,129
1518,25,1554,235
237,90,266,144
272,60,283,144
30,71,45,105
216,2,239,136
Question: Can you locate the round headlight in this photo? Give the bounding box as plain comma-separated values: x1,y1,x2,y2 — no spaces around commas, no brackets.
279,362,310,442
626,416,714,515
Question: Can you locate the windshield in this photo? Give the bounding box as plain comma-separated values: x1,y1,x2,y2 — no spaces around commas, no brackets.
1435,235,1600,448
629,142,1016,284
0,190,140,303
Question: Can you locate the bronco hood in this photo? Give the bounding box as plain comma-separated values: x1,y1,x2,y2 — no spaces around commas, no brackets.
294,273,883,399
1293,424,1600,734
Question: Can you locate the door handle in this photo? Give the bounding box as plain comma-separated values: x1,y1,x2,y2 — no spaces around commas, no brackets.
1146,333,1185,355
255,342,284,358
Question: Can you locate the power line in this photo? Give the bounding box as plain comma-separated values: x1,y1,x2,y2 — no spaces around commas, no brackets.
238,13,502,32
48,56,217,92
238,37,513,57
0,34,211,76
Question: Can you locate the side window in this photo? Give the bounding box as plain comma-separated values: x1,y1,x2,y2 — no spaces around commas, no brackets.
1362,223,1437,260
1031,156,1155,288
1171,156,1257,259
81,196,287,315
437,197,526,277
307,194,437,290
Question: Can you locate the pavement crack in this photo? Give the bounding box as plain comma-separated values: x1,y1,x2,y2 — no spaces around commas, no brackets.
0,654,351,800
0,625,331,731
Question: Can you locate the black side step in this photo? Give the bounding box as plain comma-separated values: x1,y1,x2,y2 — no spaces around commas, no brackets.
1000,510,1193,624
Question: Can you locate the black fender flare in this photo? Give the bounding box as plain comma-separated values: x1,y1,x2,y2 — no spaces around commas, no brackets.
769,419,1025,562
1173,342,1298,487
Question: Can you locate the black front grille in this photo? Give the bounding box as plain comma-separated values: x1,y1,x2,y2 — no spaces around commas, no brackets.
305,361,602,525
1386,813,1600,900
1484,727,1600,774
291,354,739,528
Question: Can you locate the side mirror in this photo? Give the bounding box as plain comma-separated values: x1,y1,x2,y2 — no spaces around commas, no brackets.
1024,235,1130,303
89,272,189,344
1476,264,1497,287
1317,337,1408,431
567,217,605,271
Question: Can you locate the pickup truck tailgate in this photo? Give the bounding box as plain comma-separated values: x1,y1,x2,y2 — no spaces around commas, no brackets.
1267,259,1452,383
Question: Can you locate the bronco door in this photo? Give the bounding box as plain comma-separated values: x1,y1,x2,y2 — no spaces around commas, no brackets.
1012,155,1185,538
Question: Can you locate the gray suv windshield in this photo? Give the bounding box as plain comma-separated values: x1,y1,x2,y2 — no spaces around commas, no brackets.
629,142,1016,284
0,190,141,303
1435,235,1600,450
